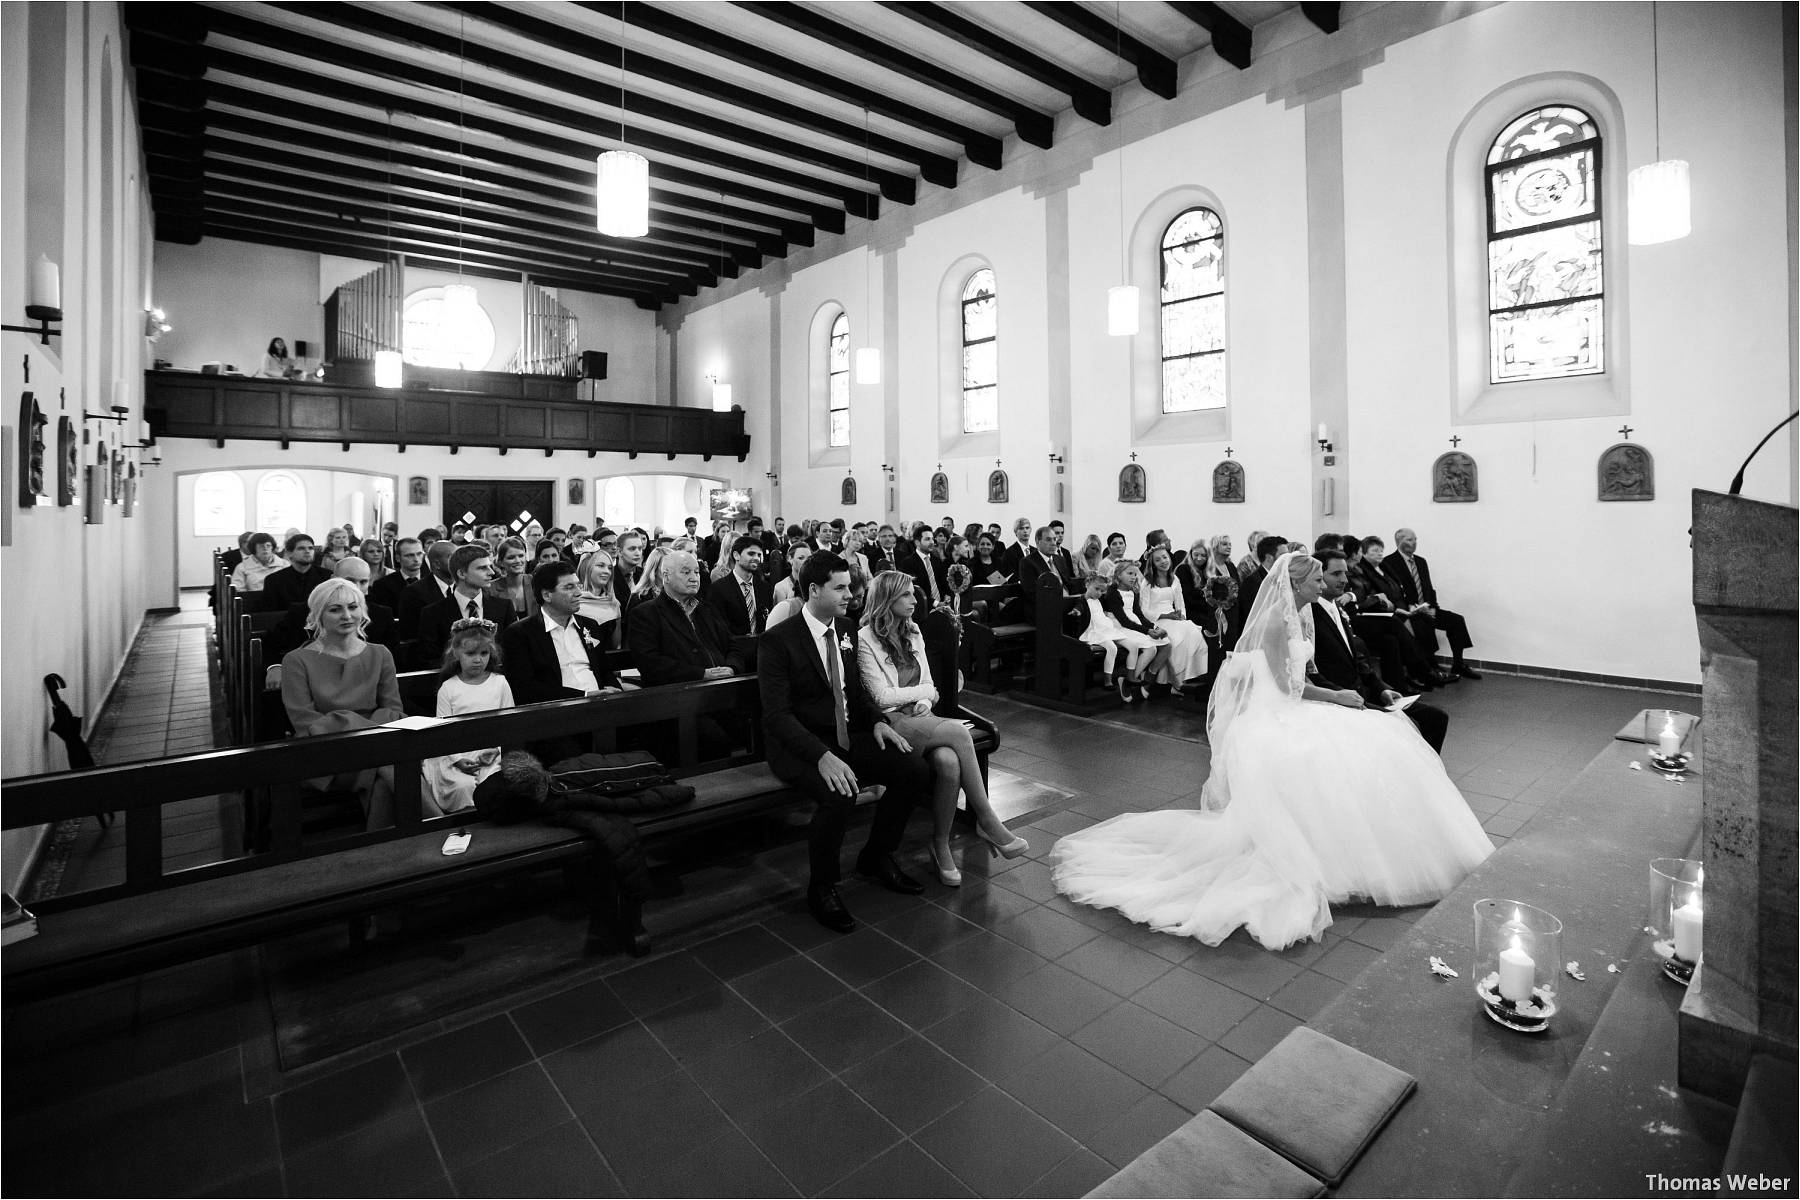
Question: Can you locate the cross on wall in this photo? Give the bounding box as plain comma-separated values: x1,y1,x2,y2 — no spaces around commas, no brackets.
1618,425,1634,440
1448,435,1462,448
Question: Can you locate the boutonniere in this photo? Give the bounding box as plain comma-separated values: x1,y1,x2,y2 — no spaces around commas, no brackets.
579,627,601,649
838,634,853,652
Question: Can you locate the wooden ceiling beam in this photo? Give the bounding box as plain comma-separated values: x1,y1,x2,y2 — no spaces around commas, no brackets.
591,0,1005,170
1165,2,1255,70
1026,2,1180,96
738,1,1055,148
1299,3,1341,35
879,1,1112,127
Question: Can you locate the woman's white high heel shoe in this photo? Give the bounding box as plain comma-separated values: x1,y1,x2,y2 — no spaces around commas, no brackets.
930,842,962,886
977,827,1030,859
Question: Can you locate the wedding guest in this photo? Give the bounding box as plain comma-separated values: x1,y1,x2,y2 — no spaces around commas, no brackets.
1345,538,1444,692
231,532,285,592
971,533,1010,584
612,530,647,598
1017,525,1079,608
858,572,1027,886
357,538,389,582
421,618,513,816
1075,534,1107,581
575,549,622,647
1000,517,1034,576
416,544,516,668
1140,546,1208,695
1382,528,1480,679
371,537,423,614
1236,535,1286,636
1238,530,1268,577
256,337,299,379
1068,573,1160,702
396,540,456,643
712,537,773,638
488,536,537,623
772,543,812,604
1312,549,1450,751
904,525,949,610
497,561,621,705
620,544,669,638
261,533,333,610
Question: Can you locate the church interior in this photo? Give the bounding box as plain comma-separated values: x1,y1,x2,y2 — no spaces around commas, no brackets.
2,1,1796,1196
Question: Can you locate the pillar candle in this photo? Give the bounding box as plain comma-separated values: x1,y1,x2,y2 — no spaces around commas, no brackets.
1498,937,1535,1002
31,255,60,310
1671,899,1703,963
1657,717,1682,759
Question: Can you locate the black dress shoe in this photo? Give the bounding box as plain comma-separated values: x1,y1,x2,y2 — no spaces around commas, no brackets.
1428,669,1456,685
808,884,857,933
1455,665,1483,680
857,854,926,895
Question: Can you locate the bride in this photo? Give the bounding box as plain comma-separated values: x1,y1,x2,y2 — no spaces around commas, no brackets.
1050,552,1492,950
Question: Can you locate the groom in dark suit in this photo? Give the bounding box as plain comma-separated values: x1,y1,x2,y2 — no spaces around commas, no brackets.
1310,549,1449,753
758,551,941,933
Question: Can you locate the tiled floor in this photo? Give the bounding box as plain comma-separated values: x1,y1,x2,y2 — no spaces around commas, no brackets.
3,618,1690,1198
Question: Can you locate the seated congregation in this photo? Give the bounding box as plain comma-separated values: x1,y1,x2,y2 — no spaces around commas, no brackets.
217,506,1488,941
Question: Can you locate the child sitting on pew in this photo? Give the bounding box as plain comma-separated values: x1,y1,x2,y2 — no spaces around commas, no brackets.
422,618,514,815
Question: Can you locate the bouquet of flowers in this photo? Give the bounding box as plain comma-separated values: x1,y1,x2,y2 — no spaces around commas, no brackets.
1201,574,1237,641
944,563,972,633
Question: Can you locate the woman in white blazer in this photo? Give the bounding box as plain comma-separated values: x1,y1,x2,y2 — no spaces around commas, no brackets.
858,571,1027,886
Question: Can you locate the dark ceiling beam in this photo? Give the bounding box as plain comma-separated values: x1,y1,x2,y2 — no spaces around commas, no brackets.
258,2,910,209
144,103,805,257
197,12,878,229
1165,2,1254,70
189,49,841,237
179,85,812,245
198,218,676,305
1025,3,1179,96
201,185,700,290
592,1,1004,170
206,161,718,279
1299,2,1341,35
440,0,959,191
877,1,1111,126
737,1,1055,149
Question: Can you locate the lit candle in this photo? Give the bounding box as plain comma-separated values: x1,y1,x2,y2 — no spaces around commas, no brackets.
31,255,60,310
1672,896,1703,963
1498,932,1535,1003
1317,422,1330,442
1657,716,1681,760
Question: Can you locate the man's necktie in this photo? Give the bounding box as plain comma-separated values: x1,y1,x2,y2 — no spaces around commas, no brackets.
1404,555,1422,599
926,561,941,606
823,627,849,749
465,599,478,619
743,580,759,632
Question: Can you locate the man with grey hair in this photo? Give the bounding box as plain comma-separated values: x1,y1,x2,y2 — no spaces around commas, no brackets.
1382,527,1479,679
627,550,750,758
331,556,395,646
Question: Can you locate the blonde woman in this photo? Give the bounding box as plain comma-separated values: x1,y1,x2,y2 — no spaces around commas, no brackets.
858,571,1026,886
709,531,737,581
1075,533,1107,581
620,544,668,640
576,548,622,645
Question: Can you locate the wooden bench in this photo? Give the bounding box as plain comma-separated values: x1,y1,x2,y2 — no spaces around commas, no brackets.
3,675,999,1003
958,582,1033,692
1029,573,1112,710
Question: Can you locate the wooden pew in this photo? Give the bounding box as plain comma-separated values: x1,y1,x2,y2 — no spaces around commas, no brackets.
957,582,1032,692
1030,573,1109,710
3,677,999,1001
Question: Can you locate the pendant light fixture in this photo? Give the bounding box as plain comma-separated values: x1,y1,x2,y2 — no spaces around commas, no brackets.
374,106,403,388
854,106,882,385
712,191,732,410
443,16,477,321
1628,2,1690,245
1106,0,1139,336
596,5,649,238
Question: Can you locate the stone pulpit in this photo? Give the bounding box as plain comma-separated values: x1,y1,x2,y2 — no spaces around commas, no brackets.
1679,489,1799,1102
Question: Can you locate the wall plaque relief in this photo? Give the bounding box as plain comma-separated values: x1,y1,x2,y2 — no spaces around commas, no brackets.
1431,451,1478,503
18,392,47,506
1213,461,1245,503
409,475,430,505
987,469,1009,505
840,475,857,506
1597,442,1653,501
929,471,949,505
567,477,585,506
1118,463,1146,503
56,416,77,506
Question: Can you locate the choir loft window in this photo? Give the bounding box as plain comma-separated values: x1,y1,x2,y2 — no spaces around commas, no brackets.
255,471,307,534
1486,105,1604,383
960,269,998,433
828,311,850,447
403,286,497,372
1159,208,1226,414
191,472,244,537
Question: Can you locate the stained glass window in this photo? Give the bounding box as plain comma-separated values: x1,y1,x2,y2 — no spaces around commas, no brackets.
192,472,244,536
960,269,998,433
1486,105,1604,383
1160,208,1226,414
828,311,850,447
255,471,306,534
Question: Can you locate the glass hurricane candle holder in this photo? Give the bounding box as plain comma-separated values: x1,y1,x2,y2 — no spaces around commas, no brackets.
1473,899,1562,1033
1645,709,1696,774
1648,858,1704,985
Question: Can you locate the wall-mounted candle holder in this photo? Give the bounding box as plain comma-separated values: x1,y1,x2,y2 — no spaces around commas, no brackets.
3,306,63,347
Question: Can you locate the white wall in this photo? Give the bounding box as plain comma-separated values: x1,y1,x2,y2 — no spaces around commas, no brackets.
154,238,323,371
1,1,159,887
173,466,396,588
663,0,1793,686
559,288,658,405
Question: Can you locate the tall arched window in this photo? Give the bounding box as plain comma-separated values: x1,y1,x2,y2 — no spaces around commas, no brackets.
192,472,244,536
827,312,850,447
602,477,635,529
1159,208,1226,414
960,269,998,433
255,471,307,534
1486,105,1604,384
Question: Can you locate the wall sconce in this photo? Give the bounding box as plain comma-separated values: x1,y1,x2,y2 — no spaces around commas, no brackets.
84,406,131,427
4,256,62,346
1316,423,1335,454
143,307,172,340
878,462,896,481
764,470,779,485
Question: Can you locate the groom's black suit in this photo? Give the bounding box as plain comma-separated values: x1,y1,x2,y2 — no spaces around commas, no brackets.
1309,601,1449,753
758,610,933,885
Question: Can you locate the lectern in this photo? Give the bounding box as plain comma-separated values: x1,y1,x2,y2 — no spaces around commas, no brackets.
1679,489,1798,1102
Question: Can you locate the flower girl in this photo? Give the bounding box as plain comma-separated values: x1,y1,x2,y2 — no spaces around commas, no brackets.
422,618,515,815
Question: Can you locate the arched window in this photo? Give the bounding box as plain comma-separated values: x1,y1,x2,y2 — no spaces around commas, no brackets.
960,269,998,433
1486,105,1604,383
602,477,635,529
827,312,850,447
403,285,497,371
255,471,307,534
192,472,244,536
1159,208,1226,414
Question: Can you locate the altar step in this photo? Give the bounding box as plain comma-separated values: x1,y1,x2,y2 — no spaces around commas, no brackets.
1719,1055,1798,1193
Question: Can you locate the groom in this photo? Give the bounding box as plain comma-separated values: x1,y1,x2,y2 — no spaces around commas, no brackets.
1310,549,1450,753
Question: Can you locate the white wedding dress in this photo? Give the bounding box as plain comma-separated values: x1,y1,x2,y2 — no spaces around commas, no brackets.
1051,553,1492,950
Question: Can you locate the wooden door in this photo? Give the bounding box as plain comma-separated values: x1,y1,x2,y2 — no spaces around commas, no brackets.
442,480,553,536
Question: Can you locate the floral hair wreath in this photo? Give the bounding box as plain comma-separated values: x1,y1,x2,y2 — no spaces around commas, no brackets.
450,617,498,635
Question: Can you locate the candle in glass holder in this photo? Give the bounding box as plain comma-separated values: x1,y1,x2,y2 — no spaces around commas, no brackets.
1657,715,1682,760
1499,934,1535,1002
1672,897,1703,963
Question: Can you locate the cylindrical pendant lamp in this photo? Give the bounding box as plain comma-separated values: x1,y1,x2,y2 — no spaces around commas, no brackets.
595,151,649,237
1107,285,1140,337
374,350,403,388
1627,159,1691,245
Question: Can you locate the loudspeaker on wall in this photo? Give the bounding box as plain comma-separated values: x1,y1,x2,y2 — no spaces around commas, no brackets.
581,351,609,380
